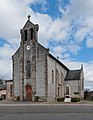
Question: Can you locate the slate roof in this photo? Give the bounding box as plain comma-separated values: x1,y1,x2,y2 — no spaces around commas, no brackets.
5,80,13,82
65,69,81,81
0,80,6,90
0,84,6,90
0,80,3,84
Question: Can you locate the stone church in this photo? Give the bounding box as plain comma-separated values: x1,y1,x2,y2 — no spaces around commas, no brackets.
12,16,84,101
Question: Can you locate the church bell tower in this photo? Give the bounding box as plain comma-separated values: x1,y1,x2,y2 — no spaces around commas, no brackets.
20,15,39,43
20,15,39,101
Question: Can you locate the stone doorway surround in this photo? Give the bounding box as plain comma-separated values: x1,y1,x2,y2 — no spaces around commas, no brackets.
64,85,71,102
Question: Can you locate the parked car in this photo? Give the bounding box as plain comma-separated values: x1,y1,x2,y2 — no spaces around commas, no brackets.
0,94,6,101
0,97,2,100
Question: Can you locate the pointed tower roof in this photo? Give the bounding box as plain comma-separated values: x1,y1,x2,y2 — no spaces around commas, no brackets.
21,15,35,30
20,15,39,42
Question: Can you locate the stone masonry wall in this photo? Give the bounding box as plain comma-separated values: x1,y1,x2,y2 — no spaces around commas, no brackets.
36,44,47,101
64,80,80,98
12,47,22,100
47,56,67,101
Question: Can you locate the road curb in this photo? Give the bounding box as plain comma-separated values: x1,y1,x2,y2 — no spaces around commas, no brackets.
0,103,93,107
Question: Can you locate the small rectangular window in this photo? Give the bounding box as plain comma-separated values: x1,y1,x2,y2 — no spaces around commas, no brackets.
27,61,31,77
10,85,13,97
58,87,60,97
52,70,54,84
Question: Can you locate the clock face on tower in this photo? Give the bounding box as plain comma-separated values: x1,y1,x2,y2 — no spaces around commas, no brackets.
26,45,30,50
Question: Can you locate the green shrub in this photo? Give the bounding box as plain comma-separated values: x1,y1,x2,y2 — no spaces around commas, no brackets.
74,92,79,95
17,96,20,101
57,98,64,102
71,97,80,102
34,96,39,102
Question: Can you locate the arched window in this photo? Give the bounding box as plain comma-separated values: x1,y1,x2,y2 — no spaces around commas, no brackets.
24,30,27,41
58,87,60,97
66,86,69,95
27,61,31,77
30,28,33,39
66,85,70,97
56,69,58,83
56,69,59,84
61,72,64,84
52,70,54,84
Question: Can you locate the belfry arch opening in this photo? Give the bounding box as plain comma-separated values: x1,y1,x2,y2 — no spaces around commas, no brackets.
30,28,33,39
24,30,27,41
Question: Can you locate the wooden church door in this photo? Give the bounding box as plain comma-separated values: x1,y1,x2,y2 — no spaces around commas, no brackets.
26,85,32,101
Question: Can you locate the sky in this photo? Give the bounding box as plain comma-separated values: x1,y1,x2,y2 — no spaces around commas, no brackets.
0,0,93,90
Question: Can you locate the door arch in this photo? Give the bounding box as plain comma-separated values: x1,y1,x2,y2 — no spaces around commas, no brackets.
26,85,32,101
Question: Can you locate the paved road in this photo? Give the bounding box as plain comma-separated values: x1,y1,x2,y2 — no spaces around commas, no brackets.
0,105,93,120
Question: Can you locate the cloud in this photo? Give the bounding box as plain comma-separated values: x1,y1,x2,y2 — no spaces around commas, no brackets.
24,0,47,4
0,44,15,59
85,81,93,90
0,0,26,41
25,0,48,12
84,62,93,90
58,0,70,16
86,37,93,48
48,18,69,41
75,27,88,42
84,62,93,82
0,43,15,79
0,59,12,79
64,0,93,19
61,0,93,48
63,53,71,59
52,46,66,58
68,44,81,55
32,14,70,47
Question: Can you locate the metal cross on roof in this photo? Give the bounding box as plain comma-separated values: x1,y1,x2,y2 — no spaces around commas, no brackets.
28,15,31,21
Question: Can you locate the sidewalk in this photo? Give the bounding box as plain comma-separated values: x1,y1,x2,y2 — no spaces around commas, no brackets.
0,99,93,106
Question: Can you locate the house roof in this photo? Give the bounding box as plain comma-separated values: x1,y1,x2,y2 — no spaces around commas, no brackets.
21,20,34,30
0,84,6,90
0,80,3,84
65,69,81,81
5,80,13,82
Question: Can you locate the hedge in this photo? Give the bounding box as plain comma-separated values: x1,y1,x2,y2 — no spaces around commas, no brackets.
57,98,65,102
71,97,80,102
